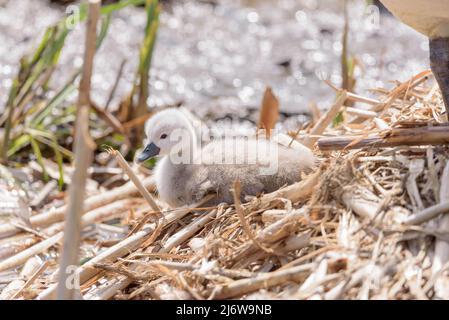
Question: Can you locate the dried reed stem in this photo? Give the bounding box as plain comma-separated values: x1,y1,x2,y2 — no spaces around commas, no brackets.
56,0,100,300
318,125,449,151
10,260,50,300
258,169,320,205
213,263,314,299
106,147,160,211
303,90,347,148
403,201,449,225
160,209,217,253
233,180,272,253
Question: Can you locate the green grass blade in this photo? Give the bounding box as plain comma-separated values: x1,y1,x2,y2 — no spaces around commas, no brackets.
1,79,19,162
100,0,146,15
26,128,74,160
29,27,55,67
96,14,112,49
61,0,146,28
7,134,31,158
29,135,49,181
30,71,80,127
139,1,159,73
26,129,67,188
51,134,65,189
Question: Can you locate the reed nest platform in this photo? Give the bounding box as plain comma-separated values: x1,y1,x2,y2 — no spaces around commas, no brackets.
1,70,449,300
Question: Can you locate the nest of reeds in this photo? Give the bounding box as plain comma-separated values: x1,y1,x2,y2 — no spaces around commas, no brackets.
1,69,449,300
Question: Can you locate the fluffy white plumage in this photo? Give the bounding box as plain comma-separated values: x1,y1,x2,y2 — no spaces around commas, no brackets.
140,108,317,207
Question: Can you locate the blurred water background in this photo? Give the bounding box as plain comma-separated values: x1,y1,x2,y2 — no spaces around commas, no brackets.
0,0,428,128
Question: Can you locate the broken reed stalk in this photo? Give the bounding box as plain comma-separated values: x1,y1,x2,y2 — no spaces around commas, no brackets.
302,90,347,149
257,169,320,205
213,263,314,299
9,260,50,300
106,147,160,211
374,117,390,130
160,207,217,253
0,257,41,299
326,80,380,106
115,260,254,279
404,201,449,225
84,276,132,300
317,125,449,151
0,233,63,273
90,100,126,135
56,0,100,300
345,106,377,119
232,180,272,253
375,69,432,113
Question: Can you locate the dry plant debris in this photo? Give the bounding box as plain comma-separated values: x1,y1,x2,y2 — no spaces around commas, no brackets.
1,70,449,300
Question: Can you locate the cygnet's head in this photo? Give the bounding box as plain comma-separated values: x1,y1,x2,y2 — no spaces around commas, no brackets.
137,108,196,162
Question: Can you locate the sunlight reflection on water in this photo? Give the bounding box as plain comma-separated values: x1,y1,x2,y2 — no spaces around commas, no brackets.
0,0,428,125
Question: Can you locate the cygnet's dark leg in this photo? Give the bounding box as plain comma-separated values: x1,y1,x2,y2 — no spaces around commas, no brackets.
429,37,449,120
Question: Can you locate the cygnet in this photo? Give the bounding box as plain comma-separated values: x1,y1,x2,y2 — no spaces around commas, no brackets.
137,108,317,207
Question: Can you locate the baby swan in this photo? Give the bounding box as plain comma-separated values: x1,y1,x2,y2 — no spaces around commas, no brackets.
137,109,316,207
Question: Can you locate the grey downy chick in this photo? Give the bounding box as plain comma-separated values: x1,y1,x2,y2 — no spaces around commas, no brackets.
137,108,317,207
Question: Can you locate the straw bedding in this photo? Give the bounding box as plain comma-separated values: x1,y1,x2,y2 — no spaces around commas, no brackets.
1,70,449,300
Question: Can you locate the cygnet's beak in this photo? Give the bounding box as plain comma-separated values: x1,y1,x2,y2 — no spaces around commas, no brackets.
137,142,160,162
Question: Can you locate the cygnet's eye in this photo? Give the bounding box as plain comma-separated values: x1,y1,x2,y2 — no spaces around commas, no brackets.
160,133,168,139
